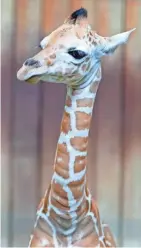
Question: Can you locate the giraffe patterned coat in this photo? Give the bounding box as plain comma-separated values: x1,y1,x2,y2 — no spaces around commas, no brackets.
17,8,135,247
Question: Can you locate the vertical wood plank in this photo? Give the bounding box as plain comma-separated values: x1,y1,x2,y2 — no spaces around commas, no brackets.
71,0,83,12
42,0,55,33
122,0,141,246
95,0,109,35
1,0,15,246
81,0,96,27
42,0,69,34
11,0,41,246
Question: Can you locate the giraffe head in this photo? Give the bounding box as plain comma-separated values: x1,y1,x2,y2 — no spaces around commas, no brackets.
17,8,135,88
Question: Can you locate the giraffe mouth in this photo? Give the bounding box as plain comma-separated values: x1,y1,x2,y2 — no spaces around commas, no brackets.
17,65,45,84
25,75,41,84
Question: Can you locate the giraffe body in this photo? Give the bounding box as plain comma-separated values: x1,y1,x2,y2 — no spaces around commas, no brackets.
17,8,135,247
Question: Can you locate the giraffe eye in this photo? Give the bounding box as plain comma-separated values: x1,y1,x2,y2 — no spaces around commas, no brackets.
68,50,87,59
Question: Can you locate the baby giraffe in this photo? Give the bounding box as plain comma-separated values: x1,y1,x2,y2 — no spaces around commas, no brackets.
17,8,135,248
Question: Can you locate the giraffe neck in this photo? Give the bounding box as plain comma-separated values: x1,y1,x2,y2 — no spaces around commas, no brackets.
43,76,100,235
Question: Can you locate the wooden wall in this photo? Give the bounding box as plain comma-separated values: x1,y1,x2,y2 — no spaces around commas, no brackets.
1,0,141,246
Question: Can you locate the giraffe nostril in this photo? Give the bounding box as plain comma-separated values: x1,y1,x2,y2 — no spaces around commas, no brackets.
24,58,40,67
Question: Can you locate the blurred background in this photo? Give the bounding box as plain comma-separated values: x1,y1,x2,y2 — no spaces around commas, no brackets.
1,0,141,247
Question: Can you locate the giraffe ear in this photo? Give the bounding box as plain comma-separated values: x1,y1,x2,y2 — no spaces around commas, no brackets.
96,28,136,58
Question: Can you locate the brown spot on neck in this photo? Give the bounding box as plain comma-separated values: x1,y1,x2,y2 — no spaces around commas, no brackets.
76,111,92,130
61,111,71,133
74,156,87,173
76,98,93,107
70,136,88,152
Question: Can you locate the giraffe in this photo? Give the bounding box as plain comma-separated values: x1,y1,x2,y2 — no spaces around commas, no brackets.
17,8,135,248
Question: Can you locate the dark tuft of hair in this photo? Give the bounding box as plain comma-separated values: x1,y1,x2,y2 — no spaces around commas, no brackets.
70,8,88,23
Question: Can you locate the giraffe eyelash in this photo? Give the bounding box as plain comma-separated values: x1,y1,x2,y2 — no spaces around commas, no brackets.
68,50,87,60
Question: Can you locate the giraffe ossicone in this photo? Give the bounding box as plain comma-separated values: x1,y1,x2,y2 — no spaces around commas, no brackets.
17,7,135,247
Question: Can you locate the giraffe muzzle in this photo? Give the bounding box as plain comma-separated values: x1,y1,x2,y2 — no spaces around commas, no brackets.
17,57,46,84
